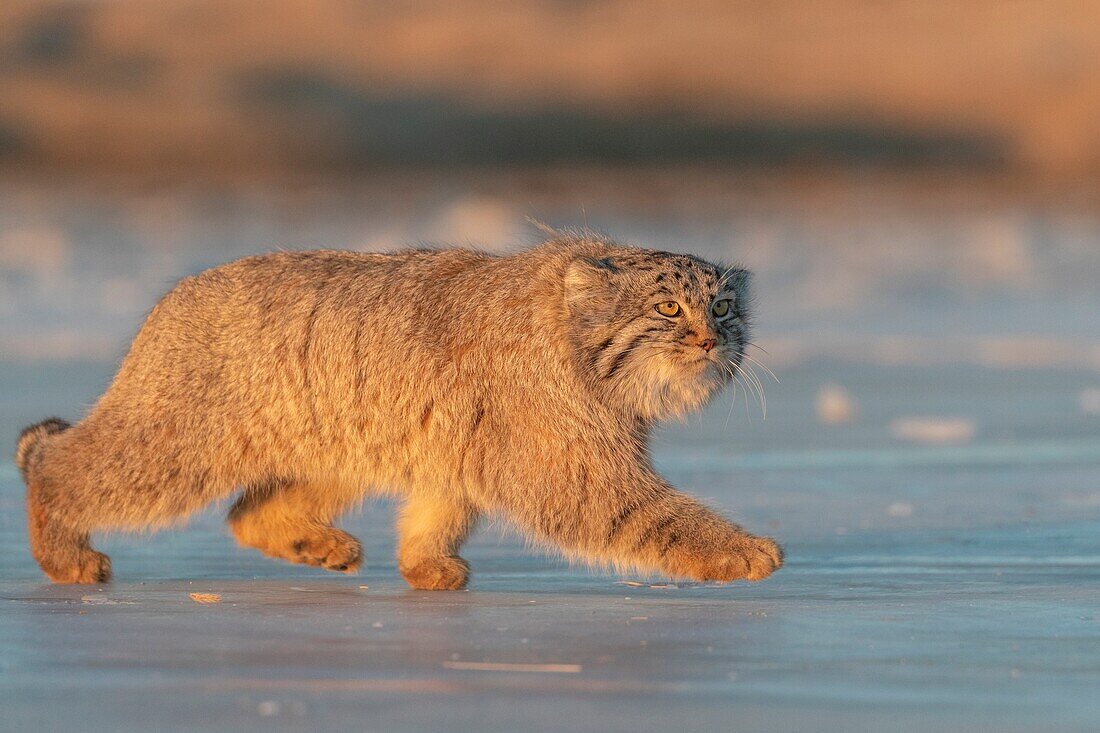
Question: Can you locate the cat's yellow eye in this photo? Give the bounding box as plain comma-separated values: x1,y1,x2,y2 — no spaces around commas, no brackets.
712,299,731,318
655,301,682,317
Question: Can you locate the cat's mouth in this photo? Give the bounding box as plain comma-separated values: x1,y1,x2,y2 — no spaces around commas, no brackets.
696,349,744,383
685,347,728,364
677,349,729,378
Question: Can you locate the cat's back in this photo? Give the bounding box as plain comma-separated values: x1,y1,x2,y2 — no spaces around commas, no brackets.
107,248,498,395
136,247,495,334
218,247,494,297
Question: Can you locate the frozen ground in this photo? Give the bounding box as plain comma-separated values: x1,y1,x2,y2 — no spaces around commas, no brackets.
1,177,1099,731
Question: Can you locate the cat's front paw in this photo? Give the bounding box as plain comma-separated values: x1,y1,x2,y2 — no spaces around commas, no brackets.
399,555,470,590
737,535,783,581
671,535,783,583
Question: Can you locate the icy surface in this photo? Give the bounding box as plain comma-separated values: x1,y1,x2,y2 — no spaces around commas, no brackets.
1,179,1099,731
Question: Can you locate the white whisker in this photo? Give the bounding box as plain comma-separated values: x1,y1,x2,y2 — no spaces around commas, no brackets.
722,359,755,422
740,351,780,384
728,357,765,419
721,363,739,431
743,362,767,419
736,372,752,419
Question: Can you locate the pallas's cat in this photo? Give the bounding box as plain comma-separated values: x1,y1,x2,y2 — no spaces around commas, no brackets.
16,235,782,588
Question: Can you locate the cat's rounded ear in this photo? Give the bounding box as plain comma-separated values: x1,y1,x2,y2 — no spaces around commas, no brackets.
564,257,616,303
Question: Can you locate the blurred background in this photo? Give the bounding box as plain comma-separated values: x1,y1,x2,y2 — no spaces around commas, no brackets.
2,0,1100,530
3,6,1100,731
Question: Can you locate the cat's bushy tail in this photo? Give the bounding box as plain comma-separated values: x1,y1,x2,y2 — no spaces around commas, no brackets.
15,418,71,482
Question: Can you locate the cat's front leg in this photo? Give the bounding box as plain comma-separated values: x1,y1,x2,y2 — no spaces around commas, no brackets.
396,492,480,590
501,462,784,583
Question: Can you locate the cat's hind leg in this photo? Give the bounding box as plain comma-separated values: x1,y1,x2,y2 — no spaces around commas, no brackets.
228,480,363,573
27,499,112,584
17,420,111,584
396,493,480,590
20,417,232,584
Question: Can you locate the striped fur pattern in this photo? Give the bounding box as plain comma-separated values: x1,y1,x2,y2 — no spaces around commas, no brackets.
16,234,782,587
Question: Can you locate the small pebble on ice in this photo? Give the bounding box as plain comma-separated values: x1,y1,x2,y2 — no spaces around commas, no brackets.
189,592,220,604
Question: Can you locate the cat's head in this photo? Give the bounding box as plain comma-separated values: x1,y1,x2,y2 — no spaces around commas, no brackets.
564,247,752,422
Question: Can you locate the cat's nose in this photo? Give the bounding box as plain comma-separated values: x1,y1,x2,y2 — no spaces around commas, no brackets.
698,337,717,352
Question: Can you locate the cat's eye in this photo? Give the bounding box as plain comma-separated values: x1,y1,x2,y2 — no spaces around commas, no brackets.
712,299,732,318
655,301,682,317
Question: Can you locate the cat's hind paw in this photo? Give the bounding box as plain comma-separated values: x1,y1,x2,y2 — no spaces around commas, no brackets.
289,528,363,573
41,548,112,584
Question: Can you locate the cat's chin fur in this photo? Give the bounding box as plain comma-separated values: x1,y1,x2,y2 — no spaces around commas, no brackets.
620,357,727,423
642,360,726,420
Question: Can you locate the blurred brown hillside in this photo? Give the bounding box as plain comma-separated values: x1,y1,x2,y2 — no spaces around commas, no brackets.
1,0,1099,179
